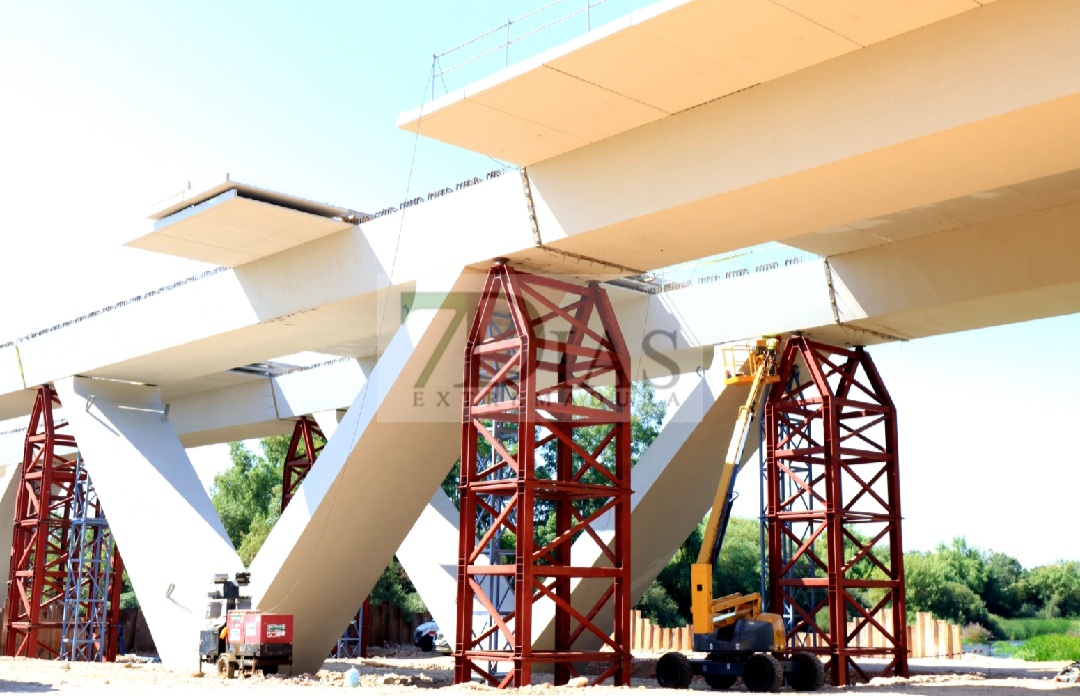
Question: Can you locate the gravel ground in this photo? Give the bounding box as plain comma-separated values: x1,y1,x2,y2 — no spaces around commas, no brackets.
0,648,1074,695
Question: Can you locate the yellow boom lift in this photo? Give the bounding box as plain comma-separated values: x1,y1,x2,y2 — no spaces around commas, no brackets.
655,339,824,692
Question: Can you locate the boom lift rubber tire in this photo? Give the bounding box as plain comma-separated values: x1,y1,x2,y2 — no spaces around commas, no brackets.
656,652,693,689
216,655,236,679
787,652,825,691
743,653,783,692
418,635,435,653
704,674,737,690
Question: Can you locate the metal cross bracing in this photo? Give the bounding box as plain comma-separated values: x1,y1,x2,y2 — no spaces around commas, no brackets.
4,385,122,660
758,364,827,627
330,597,370,659
474,312,519,680
280,416,326,513
457,262,633,688
277,416,368,659
764,337,908,685
60,453,124,662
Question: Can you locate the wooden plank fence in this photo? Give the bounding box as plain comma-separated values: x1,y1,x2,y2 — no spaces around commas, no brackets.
907,611,963,658
365,603,431,647
630,610,694,653
628,610,963,658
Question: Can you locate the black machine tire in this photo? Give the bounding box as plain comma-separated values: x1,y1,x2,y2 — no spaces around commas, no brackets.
743,653,783,693
656,652,693,689
787,652,825,691
216,655,236,679
704,674,737,690
418,635,435,653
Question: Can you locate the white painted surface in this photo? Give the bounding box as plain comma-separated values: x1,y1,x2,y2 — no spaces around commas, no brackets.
0,345,24,394
274,361,367,420
54,376,243,670
248,268,474,672
525,0,1080,266
0,464,18,595
131,189,355,267
398,0,988,165
0,174,532,417
396,489,462,645
0,360,368,460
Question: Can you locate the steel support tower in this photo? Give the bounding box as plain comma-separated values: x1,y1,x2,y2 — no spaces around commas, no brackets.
765,337,908,685
277,416,367,659
4,385,121,660
60,454,124,662
280,416,325,513
456,262,632,688
473,312,519,680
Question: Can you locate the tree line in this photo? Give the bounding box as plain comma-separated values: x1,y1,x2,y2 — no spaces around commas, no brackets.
202,380,1077,642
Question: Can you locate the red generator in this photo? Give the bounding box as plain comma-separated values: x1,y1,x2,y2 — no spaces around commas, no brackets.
219,611,293,678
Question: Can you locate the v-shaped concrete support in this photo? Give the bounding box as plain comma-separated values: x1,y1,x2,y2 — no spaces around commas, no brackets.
0,464,18,597
247,268,475,672
54,376,244,668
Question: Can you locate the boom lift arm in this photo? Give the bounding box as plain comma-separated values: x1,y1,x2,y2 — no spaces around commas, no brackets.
690,340,777,635
655,339,825,693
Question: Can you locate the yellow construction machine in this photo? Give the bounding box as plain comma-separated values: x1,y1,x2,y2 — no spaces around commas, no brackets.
655,339,824,692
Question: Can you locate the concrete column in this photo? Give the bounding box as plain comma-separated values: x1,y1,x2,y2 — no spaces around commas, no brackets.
312,407,471,648
248,268,475,673
54,376,243,670
395,488,463,645
0,463,19,597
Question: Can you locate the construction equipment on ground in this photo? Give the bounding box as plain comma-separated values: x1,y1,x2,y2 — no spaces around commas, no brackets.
656,338,824,692
199,572,293,679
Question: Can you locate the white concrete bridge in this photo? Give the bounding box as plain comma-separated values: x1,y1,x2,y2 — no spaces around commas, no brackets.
3,0,1080,673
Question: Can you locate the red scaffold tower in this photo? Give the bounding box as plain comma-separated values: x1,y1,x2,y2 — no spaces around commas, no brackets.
765,337,908,685
457,262,633,688
280,416,326,513
4,385,123,660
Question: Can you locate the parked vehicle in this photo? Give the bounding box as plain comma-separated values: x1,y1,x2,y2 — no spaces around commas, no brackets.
413,621,450,654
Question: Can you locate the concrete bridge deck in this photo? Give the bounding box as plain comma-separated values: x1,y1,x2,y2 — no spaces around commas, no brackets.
3,0,1080,673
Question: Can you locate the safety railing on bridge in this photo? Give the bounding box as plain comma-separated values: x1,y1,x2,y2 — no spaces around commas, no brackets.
431,0,644,96
614,244,821,296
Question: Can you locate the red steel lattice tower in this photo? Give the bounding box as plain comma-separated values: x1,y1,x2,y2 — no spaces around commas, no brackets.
765,337,907,685
456,263,632,688
280,416,325,513
4,385,122,659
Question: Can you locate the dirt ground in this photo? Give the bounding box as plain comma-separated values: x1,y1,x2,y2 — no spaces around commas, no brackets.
0,649,1075,695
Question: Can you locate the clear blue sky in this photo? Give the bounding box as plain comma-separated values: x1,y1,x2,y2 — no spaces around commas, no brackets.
2,1,1076,567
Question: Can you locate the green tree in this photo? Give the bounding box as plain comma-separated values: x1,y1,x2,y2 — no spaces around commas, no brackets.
630,380,666,464
937,537,989,596
119,567,139,609
1026,561,1080,618
210,439,286,551
984,551,1027,617
636,584,684,628
644,517,762,626
903,545,991,626
370,556,428,614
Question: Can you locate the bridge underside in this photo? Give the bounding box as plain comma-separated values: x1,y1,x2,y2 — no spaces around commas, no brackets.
3,0,1080,674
